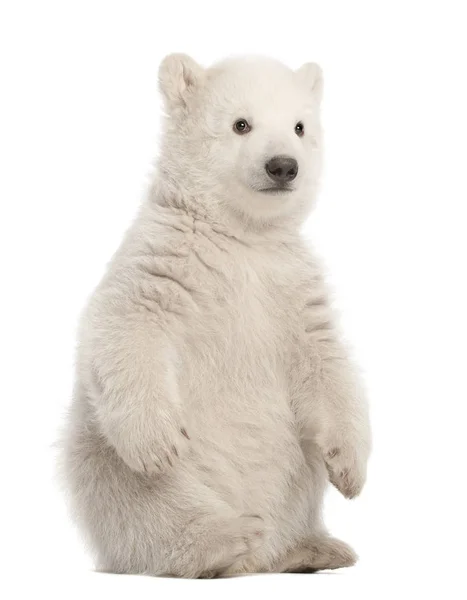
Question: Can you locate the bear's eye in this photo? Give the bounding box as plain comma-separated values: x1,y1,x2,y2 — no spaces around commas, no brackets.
295,122,305,137
234,119,251,134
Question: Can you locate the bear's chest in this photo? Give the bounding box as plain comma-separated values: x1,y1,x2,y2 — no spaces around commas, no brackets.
180,241,307,402
188,244,293,352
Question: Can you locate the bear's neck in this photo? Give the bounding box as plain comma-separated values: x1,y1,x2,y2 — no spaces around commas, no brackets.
148,177,304,244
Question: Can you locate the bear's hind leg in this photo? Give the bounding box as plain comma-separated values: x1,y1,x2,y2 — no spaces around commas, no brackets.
164,513,266,578
278,535,357,573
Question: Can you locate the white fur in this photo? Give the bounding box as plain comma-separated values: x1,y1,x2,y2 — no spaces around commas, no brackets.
60,54,371,577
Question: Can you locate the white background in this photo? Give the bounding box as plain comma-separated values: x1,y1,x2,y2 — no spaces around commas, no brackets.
1,1,466,598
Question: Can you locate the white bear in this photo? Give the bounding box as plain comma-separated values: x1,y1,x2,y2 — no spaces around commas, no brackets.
61,54,371,578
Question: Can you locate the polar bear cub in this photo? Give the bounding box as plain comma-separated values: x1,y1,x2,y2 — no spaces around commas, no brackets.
61,54,371,578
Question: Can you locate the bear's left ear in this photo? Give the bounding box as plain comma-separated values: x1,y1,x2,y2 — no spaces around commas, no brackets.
158,53,205,113
296,62,323,105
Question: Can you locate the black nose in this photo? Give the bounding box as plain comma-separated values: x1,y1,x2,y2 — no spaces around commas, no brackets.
265,156,298,184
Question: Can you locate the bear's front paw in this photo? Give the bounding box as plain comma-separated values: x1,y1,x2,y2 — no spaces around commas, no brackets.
323,441,367,499
116,421,191,476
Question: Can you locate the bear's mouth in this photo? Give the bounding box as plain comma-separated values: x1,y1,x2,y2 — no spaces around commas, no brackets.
258,187,294,195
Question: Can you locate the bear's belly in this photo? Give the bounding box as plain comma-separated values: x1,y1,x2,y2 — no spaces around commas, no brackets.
178,307,306,515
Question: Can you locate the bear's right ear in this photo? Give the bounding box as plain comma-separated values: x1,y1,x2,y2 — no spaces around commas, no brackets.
158,54,205,113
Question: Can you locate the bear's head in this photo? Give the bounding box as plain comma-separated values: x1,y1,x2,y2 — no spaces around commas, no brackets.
157,54,323,230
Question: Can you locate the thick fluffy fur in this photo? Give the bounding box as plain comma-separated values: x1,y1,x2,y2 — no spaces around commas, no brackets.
61,55,371,577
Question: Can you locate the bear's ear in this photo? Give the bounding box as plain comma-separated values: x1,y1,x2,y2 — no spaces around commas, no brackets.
158,53,205,113
296,62,323,105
